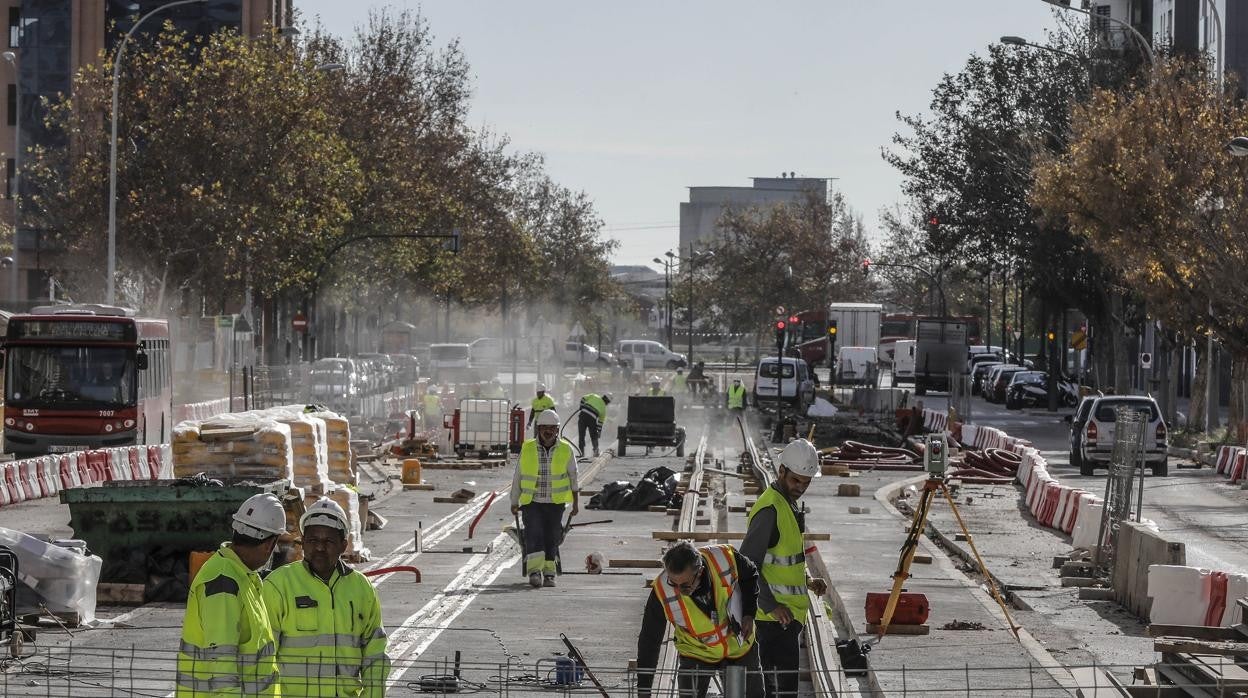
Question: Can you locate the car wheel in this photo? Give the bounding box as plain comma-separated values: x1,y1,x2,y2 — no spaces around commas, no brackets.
1152,459,1169,477
666,360,680,370
1005,397,1020,410
1070,448,1082,471
1079,458,1095,476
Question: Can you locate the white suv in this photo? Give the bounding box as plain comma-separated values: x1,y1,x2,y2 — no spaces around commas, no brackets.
616,340,687,369
1071,395,1168,476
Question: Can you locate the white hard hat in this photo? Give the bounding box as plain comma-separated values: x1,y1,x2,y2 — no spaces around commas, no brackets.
299,497,348,534
536,410,561,427
536,383,547,392
650,375,661,383
778,439,821,478
232,493,287,539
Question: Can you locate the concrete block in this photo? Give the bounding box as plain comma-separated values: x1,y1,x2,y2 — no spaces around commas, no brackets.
1078,587,1116,601
1061,562,1094,578
1061,577,1099,588
848,506,870,515
837,483,861,497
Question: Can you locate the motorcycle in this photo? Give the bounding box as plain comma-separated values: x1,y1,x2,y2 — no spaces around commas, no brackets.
1005,375,1078,410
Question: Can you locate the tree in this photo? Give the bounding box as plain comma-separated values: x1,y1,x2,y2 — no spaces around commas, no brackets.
23,25,361,312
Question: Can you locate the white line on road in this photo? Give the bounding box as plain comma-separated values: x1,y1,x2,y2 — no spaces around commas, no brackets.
385,531,517,688
365,489,509,586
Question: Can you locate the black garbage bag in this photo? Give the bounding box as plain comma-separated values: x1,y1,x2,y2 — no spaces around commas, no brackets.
624,466,677,510
587,480,633,510
835,638,871,677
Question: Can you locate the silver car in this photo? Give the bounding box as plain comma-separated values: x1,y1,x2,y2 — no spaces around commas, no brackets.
1073,395,1168,476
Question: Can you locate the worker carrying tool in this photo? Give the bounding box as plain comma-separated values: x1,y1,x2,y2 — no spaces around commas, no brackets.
726,378,748,414
529,382,556,427
741,439,828,698
577,392,611,458
263,498,390,697
635,541,764,698
176,493,284,697
511,410,579,588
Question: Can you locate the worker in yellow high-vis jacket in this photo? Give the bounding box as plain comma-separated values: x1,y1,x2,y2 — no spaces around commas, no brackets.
510,409,578,588
263,498,390,697
176,493,285,697
741,439,827,698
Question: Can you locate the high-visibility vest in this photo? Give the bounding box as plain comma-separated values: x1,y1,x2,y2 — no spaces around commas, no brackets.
653,545,755,663
176,544,279,697
673,374,687,392
262,560,390,698
580,394,607,422
423,393,441,417
517,439,574,505
748,487,810,624
648,386,664,396
531,394,555,415
727,384,747,409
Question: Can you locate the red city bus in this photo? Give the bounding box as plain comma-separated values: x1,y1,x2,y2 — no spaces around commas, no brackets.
2,305,173,457
789,309,832,367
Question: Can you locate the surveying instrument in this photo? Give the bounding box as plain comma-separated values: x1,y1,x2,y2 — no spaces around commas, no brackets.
876,433,1021,639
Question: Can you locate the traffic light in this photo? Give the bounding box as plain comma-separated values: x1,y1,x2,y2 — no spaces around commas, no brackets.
860,258,871,277
827,319,838,353
925,214,940,236
774,320,787,351
1047,331,1056,341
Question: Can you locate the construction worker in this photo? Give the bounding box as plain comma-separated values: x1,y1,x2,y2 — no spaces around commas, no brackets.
673,367,688,395
485,378,506,399
577,391,611,458
510,409,578,588
741,439,828,698
635,541,764,698
648,375,665,396
727,378,748,415
176,493,284,697
263,498,390,697
529,382,556,427
423,386,442,430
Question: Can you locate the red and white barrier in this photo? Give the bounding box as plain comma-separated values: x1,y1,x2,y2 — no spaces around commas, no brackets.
0,444,174,509
1149,565,1248,627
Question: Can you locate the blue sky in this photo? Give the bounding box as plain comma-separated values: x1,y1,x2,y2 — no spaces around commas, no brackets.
296,1,1061,268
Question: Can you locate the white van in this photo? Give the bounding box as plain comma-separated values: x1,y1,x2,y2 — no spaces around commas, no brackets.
892,340,916,383
428,343,471,373
616,339,687,369
753,357,815,413
835,346,879,386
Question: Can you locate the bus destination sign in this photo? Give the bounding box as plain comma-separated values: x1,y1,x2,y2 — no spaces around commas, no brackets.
9,320,132,342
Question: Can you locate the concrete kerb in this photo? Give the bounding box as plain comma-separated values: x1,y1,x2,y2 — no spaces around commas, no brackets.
806,548,885,698
874,474,1082,695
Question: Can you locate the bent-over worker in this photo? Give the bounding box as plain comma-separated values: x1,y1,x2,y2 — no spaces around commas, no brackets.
577,392,611,458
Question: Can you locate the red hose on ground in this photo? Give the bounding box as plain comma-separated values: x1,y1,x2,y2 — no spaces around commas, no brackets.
468,490,499,540
363,566,421,582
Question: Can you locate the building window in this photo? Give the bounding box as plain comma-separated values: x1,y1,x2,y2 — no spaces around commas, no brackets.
7,8,18,49
5,157,12,199
1092,5,1111,35
6,83,14,126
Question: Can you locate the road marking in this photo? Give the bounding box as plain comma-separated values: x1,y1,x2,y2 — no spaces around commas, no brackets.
385,531,517,688
365,489,509,586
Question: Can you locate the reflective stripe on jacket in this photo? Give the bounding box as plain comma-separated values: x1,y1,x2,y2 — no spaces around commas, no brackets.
517,439,574,505
531,394,556,415
653,544,754,663
727,384,747,409
580,394,607,422
177,543,280,697
262,560,390,697
748,487,810,623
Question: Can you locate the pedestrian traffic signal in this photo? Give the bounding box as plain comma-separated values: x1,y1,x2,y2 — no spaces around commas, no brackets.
774,320,786,351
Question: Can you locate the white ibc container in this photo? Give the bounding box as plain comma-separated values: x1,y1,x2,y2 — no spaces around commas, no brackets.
458,399,511,452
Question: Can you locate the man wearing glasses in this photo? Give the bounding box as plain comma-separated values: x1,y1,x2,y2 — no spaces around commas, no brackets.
742,438,827,697
635,541,764,698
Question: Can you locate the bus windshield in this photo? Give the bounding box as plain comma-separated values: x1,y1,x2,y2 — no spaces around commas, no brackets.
5,345,136,408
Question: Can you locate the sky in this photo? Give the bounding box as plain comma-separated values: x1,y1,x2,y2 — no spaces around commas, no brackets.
295,1,1062,269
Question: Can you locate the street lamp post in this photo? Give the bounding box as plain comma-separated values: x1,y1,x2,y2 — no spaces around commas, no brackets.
652,255,674,348
3,51,18,304
107,0,208,305
999,35,1082,62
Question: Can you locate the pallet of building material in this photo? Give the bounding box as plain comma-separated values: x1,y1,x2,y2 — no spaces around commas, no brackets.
173,417,295,482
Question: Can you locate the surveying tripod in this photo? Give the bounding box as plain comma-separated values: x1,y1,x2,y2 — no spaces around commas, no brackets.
877,435,1022,640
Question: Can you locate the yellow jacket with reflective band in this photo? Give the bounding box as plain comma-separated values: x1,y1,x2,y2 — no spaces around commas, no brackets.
673,374,687,392
580,393,607,422
517,439,574,505
727,384,747,409
262,560,390,697
531,394,555,415
747,486,810,623
653,544,755,663
176,543,280,697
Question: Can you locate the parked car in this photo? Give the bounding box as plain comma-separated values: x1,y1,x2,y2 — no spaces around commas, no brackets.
970,360,1004,396
429,343,472,374
1068,395,1098,472
1069,395,1168,476
616,339,687,369
1004,371,1078,410
309,358,360,403
387,353,422,383
564,341,614,367
753,357,815,414
357,353,396,391
986,365,1027,403
968,352,1003,374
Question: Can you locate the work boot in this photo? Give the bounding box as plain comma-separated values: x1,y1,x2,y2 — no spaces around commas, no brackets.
529,572,542,588
593,449,600,458
543,575,557,587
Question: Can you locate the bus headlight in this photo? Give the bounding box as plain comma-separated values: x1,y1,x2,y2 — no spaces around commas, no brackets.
25,422,34,431
104,424,113,433
4,418,13,426
123,419,135,428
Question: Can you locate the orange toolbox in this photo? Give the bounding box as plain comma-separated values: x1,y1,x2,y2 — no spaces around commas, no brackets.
864,592,930,625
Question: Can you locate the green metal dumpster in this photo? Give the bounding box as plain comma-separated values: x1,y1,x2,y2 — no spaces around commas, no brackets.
60,479,290,599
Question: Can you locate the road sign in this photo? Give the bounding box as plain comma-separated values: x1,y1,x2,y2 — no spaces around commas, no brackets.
1070,329,1087,351
1140,352,1153,370
569,321,586,338
292,313,308,334
774,306,786,316
1012,331,1021,341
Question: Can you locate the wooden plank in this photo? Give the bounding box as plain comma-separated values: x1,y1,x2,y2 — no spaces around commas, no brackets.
401,483,436,491
198,426,258,441
1153,638,1248,657
652,531,830,542
97,583,146,605
433,496,472,504
1148,624,1242,640
609,559,662,568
